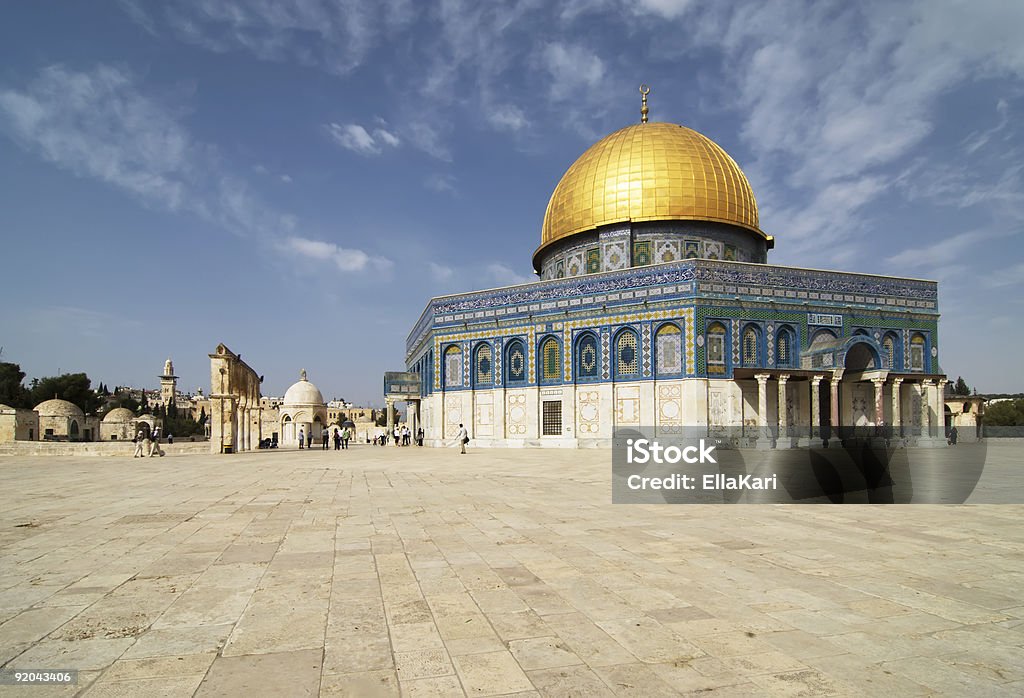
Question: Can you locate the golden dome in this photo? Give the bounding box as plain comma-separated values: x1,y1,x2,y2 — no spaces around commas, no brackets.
536,122,770,268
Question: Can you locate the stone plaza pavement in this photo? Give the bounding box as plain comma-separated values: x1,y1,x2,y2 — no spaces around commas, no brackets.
1,444,1023,697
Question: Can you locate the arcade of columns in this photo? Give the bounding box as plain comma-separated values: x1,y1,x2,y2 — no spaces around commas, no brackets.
208,343,263,454
752,370,949,448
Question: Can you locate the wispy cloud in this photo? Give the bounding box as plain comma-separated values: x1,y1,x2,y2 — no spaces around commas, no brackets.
326,122,401,156
0,64,384,272
982,262,1024,289
885,229,1000,270
281,236,393,273
122,0,417,76
428,262,454,281
424,173,457,194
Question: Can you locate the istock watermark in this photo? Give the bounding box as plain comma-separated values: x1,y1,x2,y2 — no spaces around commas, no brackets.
612,426,1009,504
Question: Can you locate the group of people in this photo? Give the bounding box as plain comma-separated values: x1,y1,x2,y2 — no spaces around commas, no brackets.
374,426,424,447
296,427,353,450
132,427,165,458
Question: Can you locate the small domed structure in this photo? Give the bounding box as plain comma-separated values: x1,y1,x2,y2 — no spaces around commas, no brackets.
34,398,84,418
34,398,85,441
280,369,328,448
102,407,135,422
284,368,325,406
100,407,136,441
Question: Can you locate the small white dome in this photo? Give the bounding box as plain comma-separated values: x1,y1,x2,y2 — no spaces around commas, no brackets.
34,399,84,418
284,369,324,406
103,407,135,422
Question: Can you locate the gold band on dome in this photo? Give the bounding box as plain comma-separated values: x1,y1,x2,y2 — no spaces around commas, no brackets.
535,122,768,270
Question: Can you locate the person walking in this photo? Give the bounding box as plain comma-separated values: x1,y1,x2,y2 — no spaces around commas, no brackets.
334,428,341,451
322,428,330,450
306,430,313,450
393,425,401,446
341,426,350,450
455,423,469,455
133,430,145,458
417,428,424,447
949,425,958,445
298,428,305,449
149,427,164,457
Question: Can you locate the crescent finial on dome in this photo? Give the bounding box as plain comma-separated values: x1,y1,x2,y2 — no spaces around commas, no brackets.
300,368,307,382
640,84,650,124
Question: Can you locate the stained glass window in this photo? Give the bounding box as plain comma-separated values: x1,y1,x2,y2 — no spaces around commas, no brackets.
444,345,463,388
743,326,759,366
655,324,682,376
776,328,793,367
475,344,492,386
911,334,925,371
506,340,526,384
540,337,561,383
882,335,896,370
707,322,726,374
616,329,638,376
577,333,599,379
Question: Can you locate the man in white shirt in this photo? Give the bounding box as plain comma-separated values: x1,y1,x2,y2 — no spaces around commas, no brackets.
455,423,469,454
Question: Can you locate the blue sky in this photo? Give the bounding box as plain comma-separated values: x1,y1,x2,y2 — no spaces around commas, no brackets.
1,0,1022,404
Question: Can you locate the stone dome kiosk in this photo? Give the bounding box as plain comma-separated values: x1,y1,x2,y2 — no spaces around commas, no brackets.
280,369,328,448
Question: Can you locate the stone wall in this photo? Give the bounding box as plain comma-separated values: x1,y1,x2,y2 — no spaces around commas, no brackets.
0,441,210,457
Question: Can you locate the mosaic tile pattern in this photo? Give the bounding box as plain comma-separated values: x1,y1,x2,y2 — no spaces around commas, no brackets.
641,323,652,376
475,344,492,386
655,323,682,376
444,346,463,388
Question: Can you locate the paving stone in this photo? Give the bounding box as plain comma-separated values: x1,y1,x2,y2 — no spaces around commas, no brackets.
526,665,614,697
451,650,534,696
320,669,400,696
195,648,322,697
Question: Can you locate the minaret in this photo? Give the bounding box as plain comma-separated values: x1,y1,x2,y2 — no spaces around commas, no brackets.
160,358,178,406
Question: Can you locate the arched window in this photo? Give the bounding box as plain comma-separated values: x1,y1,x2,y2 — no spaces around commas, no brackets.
444,345,463,388
474,344,493,388
910,333,926,371
882,333,898,370
505,339,526,385
776,326,796,368
707,322,727,374
655,323,682,376
742,325,760,367
575,332,599,381
615,329,639,377
539,336,561,385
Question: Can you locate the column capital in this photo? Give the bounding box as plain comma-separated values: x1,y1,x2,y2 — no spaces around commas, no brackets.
921,379,935,387
754,373,771,384
811,374,825,386
891,376,904,387
777,373,791,384
871,376,886,387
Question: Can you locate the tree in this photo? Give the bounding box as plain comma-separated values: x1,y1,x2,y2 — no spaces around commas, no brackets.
28,373,102,414
0,362,31,408
953,377,970,396
985,399,1024,427
198,407,207,426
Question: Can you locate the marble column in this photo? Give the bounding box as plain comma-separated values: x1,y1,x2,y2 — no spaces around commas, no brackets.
386,398,395,432
829,374,842,448
777,374,790,447
755,373,771,449
810,374,824,446
872,378,886,427
935,378,949,440
891,377,903,438
920,380,933,439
